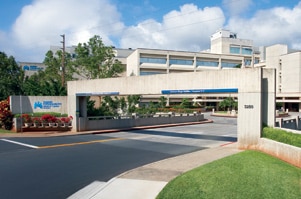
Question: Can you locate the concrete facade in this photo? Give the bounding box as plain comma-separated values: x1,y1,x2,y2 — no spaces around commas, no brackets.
67,68,276,149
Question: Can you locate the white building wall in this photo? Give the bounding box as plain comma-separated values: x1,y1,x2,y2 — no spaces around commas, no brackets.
126,50,140,76
280,52,301,93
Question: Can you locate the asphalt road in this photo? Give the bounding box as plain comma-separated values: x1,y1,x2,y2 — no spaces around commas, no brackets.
0,115,237,199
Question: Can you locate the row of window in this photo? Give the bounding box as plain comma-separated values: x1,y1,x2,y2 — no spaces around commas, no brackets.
230,46,253,55
140,58,241,68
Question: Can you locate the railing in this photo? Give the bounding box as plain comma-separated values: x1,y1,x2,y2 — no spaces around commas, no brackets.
78,113,205,132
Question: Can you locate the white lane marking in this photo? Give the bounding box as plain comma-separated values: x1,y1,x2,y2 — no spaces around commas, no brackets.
0,139,39,149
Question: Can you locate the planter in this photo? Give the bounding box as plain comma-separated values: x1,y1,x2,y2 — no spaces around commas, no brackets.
32,123,40,128
24,123,32,128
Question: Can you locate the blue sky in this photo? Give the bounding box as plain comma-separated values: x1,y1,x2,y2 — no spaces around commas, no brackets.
1,0,301,62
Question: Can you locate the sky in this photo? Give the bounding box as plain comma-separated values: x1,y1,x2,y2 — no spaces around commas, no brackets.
1,0,301,62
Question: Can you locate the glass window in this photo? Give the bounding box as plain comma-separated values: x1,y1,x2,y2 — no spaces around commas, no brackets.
140,57,166,64
222,62,240,68
244,59,252,66
169,59,193,65
140,71,165,76
230,46,240,54
242,48,252,55
196,60,219,67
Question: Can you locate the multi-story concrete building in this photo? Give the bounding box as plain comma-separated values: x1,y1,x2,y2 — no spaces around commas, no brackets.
18,29,301,111
263,44,301,111
127,29,260,77
126,29,261,107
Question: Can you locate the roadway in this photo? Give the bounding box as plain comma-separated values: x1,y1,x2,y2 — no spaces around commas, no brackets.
0,114,237,199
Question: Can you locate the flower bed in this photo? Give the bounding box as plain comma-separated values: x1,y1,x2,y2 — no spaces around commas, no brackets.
20,114,73,131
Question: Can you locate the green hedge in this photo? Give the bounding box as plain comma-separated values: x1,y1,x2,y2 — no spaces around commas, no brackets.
14,112,68,118
262,127,301,148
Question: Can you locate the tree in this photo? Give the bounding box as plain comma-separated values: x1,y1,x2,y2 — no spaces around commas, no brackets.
180,98,191,108
127,95,141,113
158,96,167,108
23,50,73,96
73,35,124,79
0,52,24,100
219,97,237,111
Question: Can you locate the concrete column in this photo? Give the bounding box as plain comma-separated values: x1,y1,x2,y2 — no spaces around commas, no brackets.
218,57,222,69
237,68,276,149
193,55,197,72
166,53,170,74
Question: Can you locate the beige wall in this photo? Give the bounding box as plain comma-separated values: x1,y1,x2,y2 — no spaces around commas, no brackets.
280,52,301,93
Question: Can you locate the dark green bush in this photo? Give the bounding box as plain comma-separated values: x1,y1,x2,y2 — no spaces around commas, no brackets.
15,112,67,118
262,127,301,148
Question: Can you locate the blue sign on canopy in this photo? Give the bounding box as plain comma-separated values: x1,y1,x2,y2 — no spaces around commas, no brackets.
161,88,238,94
76,92,119,96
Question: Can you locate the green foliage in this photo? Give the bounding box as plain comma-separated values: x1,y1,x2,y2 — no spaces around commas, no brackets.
73,35,124,79
15,112,67,118
0,52,23,100
158,96,167,108
179,98,191,109
87,96,126,117
157,150,301,199
219,97,237,111
127,95,141,113
262,127,301,147
23,50,71,96
0,100,14,130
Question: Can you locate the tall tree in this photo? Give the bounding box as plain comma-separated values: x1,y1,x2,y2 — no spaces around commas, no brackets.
0,52,23,100
23,50,73,96
73,35,124,79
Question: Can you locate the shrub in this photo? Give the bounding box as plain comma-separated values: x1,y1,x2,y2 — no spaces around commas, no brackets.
41,114,57,123
32,117,41,124
21,114,32,123
60,116,73,123
0,99,13,130
262,127,301,148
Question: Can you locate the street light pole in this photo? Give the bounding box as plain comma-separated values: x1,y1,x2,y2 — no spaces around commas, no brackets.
60,34,65,87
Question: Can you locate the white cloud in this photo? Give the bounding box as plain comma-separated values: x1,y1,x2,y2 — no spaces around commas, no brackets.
226,1,301,48
223,0,253,16
10,0,124,61
120,4,225,51
4,0,301,62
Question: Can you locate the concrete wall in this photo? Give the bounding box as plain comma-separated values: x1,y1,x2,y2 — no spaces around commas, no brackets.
280,52,301,93
255,138,301,168
10,96,67,114
67,68,276,149
78,114,204,131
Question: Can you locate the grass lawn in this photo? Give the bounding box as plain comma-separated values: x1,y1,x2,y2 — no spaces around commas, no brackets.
157,150,301,199
0,129,13,134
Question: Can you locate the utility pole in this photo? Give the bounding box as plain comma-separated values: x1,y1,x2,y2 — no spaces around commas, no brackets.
60,34,65,87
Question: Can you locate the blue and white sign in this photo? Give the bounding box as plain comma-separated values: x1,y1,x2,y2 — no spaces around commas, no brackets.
161,88,238,94
23,65,44,71
34,101,62,109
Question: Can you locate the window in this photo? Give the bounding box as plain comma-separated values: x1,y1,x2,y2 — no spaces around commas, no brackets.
244,59,252,66
140,57,166,64
169,59,193,65
140,71,165,76
230,46,240,54
242,48,252,55
196,60,219,67
222,62,240,68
